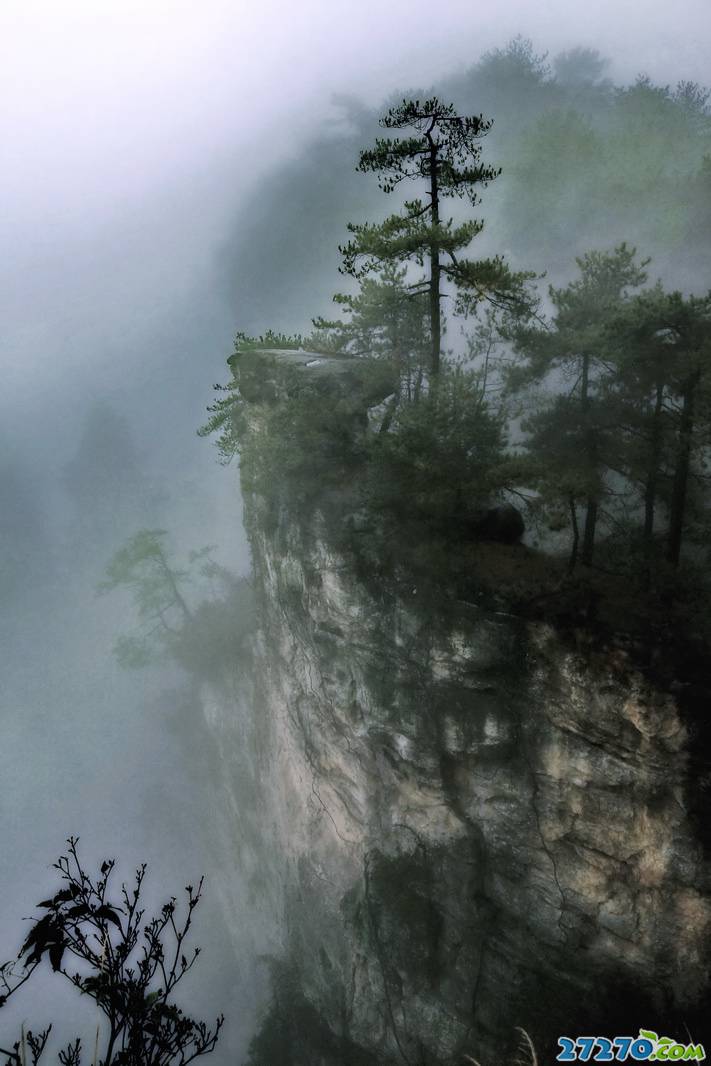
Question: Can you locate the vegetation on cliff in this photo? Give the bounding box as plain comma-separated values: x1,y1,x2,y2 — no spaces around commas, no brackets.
222,38,711,333
98,529,254,676
195,44,711,1066
203,87,711,660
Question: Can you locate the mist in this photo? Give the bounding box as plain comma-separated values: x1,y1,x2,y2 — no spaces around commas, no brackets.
1,1,710,1062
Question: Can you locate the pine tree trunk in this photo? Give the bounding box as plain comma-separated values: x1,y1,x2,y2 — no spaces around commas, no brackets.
581,499,597,566
157,550,192,622
568,496,580,573
580,351,597,566
428,142,441,378
667,371,699,567
643,381,664,585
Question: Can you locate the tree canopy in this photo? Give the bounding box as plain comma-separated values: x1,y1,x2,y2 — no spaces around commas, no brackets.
340,96,534,375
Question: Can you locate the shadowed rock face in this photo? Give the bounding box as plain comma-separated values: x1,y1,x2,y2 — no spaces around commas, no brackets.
204,353,711,1064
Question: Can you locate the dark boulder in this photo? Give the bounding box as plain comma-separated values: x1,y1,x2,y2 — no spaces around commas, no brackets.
471,503,525,544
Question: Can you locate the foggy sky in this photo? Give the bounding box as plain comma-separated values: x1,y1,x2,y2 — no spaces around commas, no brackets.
1,0,708,410
1,3,710,1059
3,1,710,245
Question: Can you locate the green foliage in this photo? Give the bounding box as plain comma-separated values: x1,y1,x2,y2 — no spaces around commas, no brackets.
460,36,556,131
202,63,711,622
597,285,711,568
112,633,155,670
197,378,244,463
240,360,388,499
199,333,306,462
341,205,483,275
553,47,609,89
231,329,305,352
340,95,535,373
498,73,711,258
364,366,506,532
517,395,603,564
308,264,430,398
310,264,428,355
502,242,711,575
99,530,252,675
511,243,649,379
355,97,499,200
502,109,606,253
100,530,192,621
506,244,650,565
168,581,255,677
202,336,397,507
219,38,710,339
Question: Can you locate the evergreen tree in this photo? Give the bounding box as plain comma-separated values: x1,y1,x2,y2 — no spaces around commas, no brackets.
602,284,678,580
454,36,557,135
655,291,711,566
99,530,200,668
309,264,430,399
509,244,649,566
340,97,532,376
365,364,506,532
609,287,711,570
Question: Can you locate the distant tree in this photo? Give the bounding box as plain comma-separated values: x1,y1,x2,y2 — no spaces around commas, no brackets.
673,79,711,124
553,48,609,89
99,530,195,667
99,529,254,674
0,839,223,1066
509,244,649,566
461,307,504,408
497,69,711,262
464,36,554,126
609,76,711,225
499,108,606,257
340,97,533,377
477,35,551,84
100,532,207,667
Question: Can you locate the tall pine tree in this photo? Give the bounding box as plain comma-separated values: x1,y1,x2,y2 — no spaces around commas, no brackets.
340,97,532,377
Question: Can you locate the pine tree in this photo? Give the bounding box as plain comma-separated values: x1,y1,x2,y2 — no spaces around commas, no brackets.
309,263,430,398
340,97,532,377
602,284,677,581
509,244,649,566
656,291,711,566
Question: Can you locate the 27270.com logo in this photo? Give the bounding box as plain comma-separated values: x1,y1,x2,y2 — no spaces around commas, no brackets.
556,1031,706,1061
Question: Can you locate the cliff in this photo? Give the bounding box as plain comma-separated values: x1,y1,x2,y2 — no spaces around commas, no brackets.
207,350,711,1064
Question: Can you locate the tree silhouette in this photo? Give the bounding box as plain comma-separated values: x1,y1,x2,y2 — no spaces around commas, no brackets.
0,839,223,1066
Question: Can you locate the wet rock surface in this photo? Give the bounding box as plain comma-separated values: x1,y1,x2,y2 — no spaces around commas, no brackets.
206,354,711,1063
203,503,710,1064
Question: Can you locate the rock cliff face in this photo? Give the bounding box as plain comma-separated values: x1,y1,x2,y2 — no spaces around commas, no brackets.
207,352,711,1064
